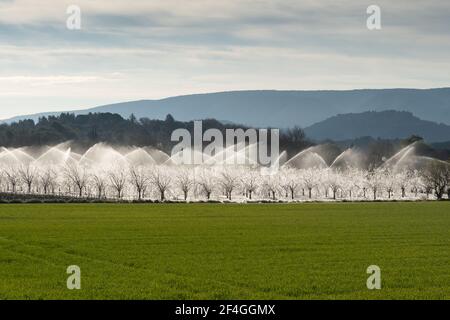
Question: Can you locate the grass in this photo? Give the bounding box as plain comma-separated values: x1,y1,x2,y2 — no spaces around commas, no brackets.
0,202,449,300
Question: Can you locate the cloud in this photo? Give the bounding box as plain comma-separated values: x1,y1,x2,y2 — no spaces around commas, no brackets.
0,75,116,85
0,0,449,118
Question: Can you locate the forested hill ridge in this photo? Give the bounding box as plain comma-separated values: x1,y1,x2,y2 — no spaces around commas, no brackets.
1,112,449,162
0,112,311,156
304,110,450,142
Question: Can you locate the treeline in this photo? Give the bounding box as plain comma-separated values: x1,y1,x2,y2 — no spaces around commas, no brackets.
0,113,311,156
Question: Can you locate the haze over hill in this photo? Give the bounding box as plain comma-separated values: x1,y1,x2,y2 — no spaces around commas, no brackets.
3,88,450,129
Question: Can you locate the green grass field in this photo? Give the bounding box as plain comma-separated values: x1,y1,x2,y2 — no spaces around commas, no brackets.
0,202,449,300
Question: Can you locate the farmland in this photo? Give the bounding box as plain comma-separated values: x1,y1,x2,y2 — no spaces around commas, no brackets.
0,202,449,300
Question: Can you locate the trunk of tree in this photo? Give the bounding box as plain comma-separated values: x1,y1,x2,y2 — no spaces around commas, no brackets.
308,188,312,199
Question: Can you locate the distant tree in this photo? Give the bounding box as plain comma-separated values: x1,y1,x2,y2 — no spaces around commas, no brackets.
150,167,172,201
3,166,20,193
197,169,215,200
129,166,149,200
165,114,175,123
383,169,395,199
284,126,306,143
241,169,259,199
280,126,311,157
302,169,318,199
422,161,450,200
18,164,38,193
263,174,280,200
64,164,90,197
326,170,341,200
404,135,423,145
219,170,239,200
108,167,127,199
92,172,107,199
129,113,138,124
366,168,384,200
39,167,57,195
176,169,194,201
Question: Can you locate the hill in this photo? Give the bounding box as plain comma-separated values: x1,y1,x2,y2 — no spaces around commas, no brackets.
0,113,310,156
3,88,450,128
304,110,450,142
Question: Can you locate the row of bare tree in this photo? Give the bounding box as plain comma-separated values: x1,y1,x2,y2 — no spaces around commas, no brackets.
0,161,449,201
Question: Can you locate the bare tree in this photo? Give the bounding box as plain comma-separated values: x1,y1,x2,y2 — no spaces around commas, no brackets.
219,170,239,200
409,170,423,198
396,170,412,198
4,166,20,193
422,161,450,200
278,168,298,200
151,167,172,201
263,175,279,200
241,169,259,200
64,164,90,197
366,168,384,200
197,170,215,200
39,167,57,195
302,169,318,199
129,166,149,200
383,169,395,199
19,164,37,194
176,169,194,201
92,172,107,199
326,170,341,200
108,168,128,199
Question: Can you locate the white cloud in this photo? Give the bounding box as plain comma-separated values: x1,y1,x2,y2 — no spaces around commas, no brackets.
0,0,449,118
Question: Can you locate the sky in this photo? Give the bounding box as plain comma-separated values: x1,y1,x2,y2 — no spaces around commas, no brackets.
0,0,449,119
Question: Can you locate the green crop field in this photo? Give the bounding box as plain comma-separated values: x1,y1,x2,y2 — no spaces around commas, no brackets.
0,202,449,300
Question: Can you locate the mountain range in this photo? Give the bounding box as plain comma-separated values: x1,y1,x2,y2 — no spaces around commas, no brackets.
2,88,450,142
3,88,450,127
